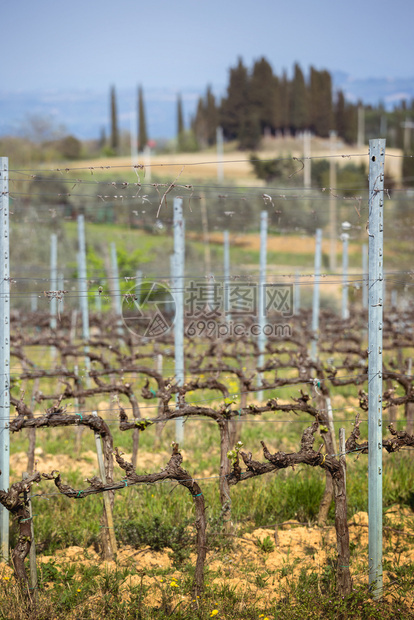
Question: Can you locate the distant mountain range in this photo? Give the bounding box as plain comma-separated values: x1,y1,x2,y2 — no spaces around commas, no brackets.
1,73,413,142
332,71,414,108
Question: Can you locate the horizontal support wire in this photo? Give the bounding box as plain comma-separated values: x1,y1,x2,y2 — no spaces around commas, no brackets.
4,269,414,281
8,152,372,174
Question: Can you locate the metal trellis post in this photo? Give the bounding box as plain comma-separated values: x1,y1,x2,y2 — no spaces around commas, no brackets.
216,126,224,182
257,211,268,402
110,242,123,339
173,197,185,444
303,130,311,188
170,254,176,318
95,285,102,315
329,131,337,271
50,234,57,330
311,228,322,360
0,158,10,560
341,232,349,320
135,269,143,304
368,138,386,600
58,273,64,313
49,234,58,363
362,243,368,309
223,230,230,324
77,215,91,377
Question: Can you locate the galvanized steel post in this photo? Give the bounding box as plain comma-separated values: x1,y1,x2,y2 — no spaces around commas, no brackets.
362,244,368,309
311,229,322,360
0,158,10,560
58,273,64,313
173,198,185,444
257,211,268,401
341,232,349,320
223,230,230,324
368,138,386,600
135,269,143,304
110,242,123,338
77,215,91,377
216,126,224,182
329,131,337,271
50,234,57,330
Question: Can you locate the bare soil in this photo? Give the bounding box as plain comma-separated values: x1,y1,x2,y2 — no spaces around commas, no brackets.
2,506,412,608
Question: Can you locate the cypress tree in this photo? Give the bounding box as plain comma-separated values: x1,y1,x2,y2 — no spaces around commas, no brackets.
335,89,346,138
177,93,185,149
290,63,308,133
192,97,208,148
309,68,332,137
272,75,282,134
110,85,119,152
220,57,250,141
335,89,358,144
205,85,218,146
250,57,277,135
309,67,319,135
192,87,218,148
344,102,358,144
138,85,148,151
279,70,290,135
320,70,333,136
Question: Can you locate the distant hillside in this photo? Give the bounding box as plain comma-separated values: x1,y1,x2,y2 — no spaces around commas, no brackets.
332,71,414,107
0,87,201,142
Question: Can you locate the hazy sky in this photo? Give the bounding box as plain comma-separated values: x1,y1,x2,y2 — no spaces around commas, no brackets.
4,0,414,94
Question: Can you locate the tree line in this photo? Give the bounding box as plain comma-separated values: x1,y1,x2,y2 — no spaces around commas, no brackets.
192,57,414,150
194,59,338,148
2,57,412,171
106,57,413,157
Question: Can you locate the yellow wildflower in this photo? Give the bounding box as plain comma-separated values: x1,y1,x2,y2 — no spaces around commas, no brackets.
210,611,219,617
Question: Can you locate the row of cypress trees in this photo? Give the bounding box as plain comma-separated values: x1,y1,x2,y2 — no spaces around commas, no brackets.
193,58,414,151
107,86,192,153
108,85,148,153
107,58,413,153
193,59,353,149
